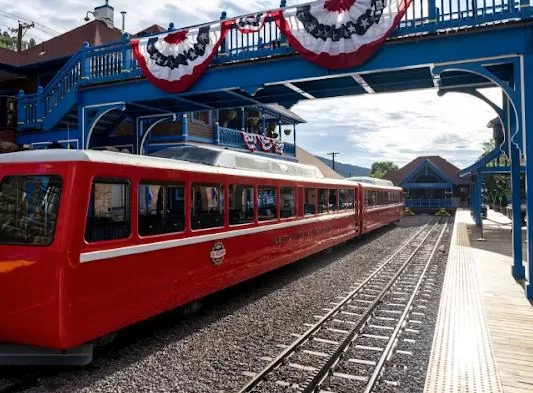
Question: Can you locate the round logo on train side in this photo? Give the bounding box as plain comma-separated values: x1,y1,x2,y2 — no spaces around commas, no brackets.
210,241,226,266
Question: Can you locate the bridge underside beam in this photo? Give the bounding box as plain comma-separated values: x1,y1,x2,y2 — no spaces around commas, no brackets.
80,24,528,108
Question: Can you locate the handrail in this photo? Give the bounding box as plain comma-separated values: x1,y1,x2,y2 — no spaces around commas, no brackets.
16,0,532,131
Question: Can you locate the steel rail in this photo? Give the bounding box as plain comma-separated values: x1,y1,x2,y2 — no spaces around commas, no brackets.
362,221,448,393
298,219,443,393
238,219,439,393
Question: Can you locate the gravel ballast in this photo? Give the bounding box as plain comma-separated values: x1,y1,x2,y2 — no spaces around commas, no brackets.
2,216,436,393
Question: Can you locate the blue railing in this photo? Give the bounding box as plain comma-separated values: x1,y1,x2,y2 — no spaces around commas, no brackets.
218,126,243,149
16,0,532,131
405,198,460,208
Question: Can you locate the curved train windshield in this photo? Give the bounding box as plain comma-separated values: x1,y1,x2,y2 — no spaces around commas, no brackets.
0,175,63,245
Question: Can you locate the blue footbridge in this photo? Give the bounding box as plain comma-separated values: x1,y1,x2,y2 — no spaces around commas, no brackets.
14,0,533,297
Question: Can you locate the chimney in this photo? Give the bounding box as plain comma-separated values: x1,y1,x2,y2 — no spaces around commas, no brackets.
93,0,114,28
121,11,126,33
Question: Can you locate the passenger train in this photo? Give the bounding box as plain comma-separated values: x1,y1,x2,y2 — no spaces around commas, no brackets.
0,145,403,365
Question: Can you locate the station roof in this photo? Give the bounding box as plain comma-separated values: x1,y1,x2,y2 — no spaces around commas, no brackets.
0,20,123,68
385,156,471,186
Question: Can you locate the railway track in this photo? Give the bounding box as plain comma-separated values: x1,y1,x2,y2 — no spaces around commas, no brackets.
238,218,449,393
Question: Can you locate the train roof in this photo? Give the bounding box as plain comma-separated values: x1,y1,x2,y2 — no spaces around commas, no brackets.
0,148,402,189
149,145,324,178
345,176,395,187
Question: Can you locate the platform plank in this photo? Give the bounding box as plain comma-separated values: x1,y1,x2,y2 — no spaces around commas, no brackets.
424,215,503,393
467,209,533,393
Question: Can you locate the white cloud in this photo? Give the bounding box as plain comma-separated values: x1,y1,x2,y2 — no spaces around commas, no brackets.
291,88,501,169
1,1,504,170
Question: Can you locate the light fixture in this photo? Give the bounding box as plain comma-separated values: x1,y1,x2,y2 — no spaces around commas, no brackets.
84,11,94,22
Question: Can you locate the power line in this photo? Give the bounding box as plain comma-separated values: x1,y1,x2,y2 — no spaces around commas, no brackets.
327,152,340,171
0,10,59,36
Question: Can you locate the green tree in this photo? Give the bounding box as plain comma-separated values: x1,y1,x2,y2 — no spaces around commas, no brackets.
478,138,511,209
369,161,398,179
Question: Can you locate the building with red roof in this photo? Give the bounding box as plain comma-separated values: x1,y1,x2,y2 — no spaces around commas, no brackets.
384,155,472,212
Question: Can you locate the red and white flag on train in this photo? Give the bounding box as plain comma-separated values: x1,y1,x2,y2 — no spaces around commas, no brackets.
273,0,412,69
131,23,227,93
235,12,271,33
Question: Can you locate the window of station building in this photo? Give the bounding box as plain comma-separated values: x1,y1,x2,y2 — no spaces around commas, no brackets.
229,184,254,225
191,111,210,124
85,179,130,243
258,186,277,221
0,175,63,246
329,189,338,212
280,187,296,218
138,183,185,236
304,188,317,215
318,189,328,213
339,189,355,210
191,183,224,230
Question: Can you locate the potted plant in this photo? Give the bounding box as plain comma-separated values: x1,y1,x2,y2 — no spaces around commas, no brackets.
283,128,291,136
223,110,237,127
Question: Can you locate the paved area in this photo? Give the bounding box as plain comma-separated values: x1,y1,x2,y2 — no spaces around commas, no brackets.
424,209,533,393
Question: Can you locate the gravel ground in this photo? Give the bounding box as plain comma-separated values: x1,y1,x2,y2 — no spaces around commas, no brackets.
1,216,434,393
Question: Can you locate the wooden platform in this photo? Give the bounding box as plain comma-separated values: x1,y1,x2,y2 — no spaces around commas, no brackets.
424,209,533,393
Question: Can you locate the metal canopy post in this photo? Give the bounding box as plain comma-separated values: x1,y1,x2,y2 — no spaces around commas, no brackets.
474,174,482,227
523,54,533,298
506,95,525,279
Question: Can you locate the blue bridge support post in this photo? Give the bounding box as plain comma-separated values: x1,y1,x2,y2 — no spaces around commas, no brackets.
474,174,482,226
505,95,526,279
523,54,533,298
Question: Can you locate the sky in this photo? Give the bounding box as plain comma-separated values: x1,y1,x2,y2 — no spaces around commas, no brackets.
0,0,501,169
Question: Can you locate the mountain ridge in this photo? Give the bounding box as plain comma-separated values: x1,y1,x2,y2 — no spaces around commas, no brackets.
315,156,370,178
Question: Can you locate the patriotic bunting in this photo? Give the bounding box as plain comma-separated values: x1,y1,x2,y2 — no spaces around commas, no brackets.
242,132,257,151
241,132,284,154
256,134,274,152
131,23,227,93
131,0,412,93
274,0,412,69
273,140,285,155
236,12,270,33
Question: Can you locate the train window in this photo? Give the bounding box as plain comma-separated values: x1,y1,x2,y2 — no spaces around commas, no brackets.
138,183,185,236
85,179,131,243
304,188,316,215
258,186,277,221
339,189,354,210
280,187,296,218
0,175,63,246
329,189,338,212
191,183,224,230
229,184,254,225
318,189,328,213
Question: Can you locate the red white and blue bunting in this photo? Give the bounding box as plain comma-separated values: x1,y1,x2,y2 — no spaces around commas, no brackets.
241,132,285,154
131,23,227,93
274,0,412,69
235,12,271,33
242,132,257,151
131,0,412,92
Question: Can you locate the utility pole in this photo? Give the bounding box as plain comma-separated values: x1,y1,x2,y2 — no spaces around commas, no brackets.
9,21,35,52
327,152,340,171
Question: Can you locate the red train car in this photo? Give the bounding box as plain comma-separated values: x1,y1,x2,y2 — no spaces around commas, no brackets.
0,146,402,365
